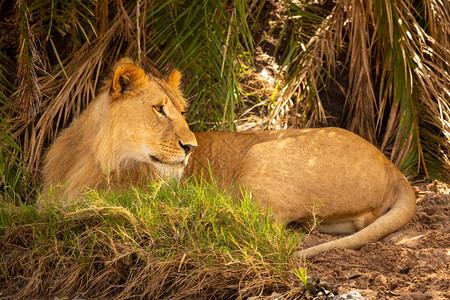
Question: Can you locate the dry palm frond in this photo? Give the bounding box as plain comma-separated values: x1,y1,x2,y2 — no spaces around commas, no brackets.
10,0,137,178
257,1,347,130
13,0,43,121
343,0,378,144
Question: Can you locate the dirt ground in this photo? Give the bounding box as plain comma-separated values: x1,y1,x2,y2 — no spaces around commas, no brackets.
301,181,450,299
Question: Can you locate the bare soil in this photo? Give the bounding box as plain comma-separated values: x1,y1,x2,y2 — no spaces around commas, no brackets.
301,181,450,299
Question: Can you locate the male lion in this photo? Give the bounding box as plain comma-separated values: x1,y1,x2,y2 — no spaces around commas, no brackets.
42,59,416,259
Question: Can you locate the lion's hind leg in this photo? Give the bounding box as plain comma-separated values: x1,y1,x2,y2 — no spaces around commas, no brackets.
316,210,380,234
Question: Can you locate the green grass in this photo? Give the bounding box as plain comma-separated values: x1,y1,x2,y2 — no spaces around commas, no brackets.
0,178,307,299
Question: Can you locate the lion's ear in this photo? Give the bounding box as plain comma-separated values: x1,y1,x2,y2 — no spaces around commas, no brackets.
111,64,147,98
167,70,182,90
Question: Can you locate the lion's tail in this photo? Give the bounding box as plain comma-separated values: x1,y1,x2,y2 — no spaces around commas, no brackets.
296,177,416,259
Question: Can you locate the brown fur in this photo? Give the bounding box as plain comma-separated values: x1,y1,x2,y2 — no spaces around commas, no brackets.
41,58,197,201
42,60,416,259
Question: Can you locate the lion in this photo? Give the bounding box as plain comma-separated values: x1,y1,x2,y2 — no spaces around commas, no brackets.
41,58,197,200
42,59,416,259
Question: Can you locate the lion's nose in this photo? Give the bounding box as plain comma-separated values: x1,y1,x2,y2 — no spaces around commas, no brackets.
179,141,197,155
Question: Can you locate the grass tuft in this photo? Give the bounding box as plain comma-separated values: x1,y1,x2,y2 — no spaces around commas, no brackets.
0,178,306,299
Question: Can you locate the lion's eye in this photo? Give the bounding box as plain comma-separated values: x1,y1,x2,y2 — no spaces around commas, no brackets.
154,105,166,116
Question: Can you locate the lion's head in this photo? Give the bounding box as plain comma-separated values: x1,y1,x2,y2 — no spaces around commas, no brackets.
42,58,197,198
103,59,197,172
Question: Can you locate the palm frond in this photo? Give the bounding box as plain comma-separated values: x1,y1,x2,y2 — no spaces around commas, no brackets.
262,1,344,129
13,0,43,122
9,0,137,180
375,0,450,178
342,0,378,143
0,50,31,201
144,0,262,131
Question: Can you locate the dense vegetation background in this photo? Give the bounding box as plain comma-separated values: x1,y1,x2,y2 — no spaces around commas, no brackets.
1,0,450,201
